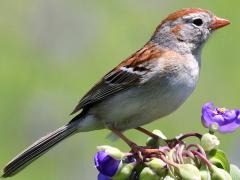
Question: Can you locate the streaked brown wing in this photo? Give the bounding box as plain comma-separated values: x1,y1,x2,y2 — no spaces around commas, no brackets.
71,42,162,115
70,68,141,115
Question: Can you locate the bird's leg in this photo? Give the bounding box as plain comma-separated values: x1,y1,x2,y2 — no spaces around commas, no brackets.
110,128,137,148
135,127,159,139
110,128,148,162
110,128,165,163
135,127,179,148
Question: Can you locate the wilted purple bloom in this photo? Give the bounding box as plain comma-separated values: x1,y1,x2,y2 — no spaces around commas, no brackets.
94,150,121,177
201,102,240,133
98,173,112,180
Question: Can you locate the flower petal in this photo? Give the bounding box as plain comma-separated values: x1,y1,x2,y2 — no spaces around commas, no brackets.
222,110,237,121
98,173,111,180
236,110,240,123
94,150,121,176
202,102,214,110
212,115,225,125
218,121,240,133
202,109,216,128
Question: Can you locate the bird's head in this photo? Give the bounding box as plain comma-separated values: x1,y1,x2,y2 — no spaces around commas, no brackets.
152,8,230,53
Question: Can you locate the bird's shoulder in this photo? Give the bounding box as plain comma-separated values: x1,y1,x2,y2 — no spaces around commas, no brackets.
70,42,182,115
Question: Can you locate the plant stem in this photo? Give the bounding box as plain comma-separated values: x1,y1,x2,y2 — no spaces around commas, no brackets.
191,150,212,169
177,132,202,141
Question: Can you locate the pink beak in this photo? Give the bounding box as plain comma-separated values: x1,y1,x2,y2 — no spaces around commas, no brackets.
209,16,230,30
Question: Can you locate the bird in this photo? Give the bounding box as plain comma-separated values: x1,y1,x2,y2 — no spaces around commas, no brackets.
2,8,230,178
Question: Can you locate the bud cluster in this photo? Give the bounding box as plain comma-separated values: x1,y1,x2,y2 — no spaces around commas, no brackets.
94,130,239,180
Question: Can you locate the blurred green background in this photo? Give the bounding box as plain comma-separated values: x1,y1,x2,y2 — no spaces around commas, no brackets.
0,0,239,179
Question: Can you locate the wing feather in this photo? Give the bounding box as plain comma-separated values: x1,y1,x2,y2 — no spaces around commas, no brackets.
70,69,140,114
70,42,162,115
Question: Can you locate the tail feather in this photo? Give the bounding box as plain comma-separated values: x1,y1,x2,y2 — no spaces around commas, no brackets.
2,123,78,178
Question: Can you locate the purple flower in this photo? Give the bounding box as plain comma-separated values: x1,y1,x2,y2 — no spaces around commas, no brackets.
98,173,112,180
94,150,121,177
201,102,240,133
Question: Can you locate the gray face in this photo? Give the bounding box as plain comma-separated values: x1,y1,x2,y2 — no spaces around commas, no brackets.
173,12,214,45
152,12,214,53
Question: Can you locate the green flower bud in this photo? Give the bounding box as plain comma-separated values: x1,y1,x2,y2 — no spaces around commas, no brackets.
183,156,195,165
210,165,232,180
200,166,211,180
146,158,166,169
200,170,211,180
146,130,167,148
230,164,240,179
97,145,124,159
152,129,167,139
145,158,167,176
163,175,175,180
139,167,159,180
177,164,201,180
209,123,219,133
201,133,220,152
113,162,135,180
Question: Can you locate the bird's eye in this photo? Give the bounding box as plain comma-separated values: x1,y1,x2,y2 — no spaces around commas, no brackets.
192,18,203,26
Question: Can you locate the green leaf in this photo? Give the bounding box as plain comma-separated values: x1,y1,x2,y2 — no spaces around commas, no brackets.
230,164,240,180
208,149,230,172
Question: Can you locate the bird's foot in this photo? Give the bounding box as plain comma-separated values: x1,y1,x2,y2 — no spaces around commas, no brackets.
165,138,180,148
129,143,163,163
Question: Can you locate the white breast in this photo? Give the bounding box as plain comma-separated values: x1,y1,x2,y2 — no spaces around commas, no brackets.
90,54,200,130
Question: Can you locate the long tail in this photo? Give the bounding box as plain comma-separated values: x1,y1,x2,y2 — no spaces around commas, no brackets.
2,123,78,178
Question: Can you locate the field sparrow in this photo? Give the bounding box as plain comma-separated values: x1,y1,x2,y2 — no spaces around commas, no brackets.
2,8,230,177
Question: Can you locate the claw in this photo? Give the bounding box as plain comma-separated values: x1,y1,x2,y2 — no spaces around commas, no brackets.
130,143,145,162
130,143,164,163
165,138,180,148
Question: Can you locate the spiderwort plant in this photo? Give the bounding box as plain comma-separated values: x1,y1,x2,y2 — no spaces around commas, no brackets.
201,102,240,133
94,103,240,179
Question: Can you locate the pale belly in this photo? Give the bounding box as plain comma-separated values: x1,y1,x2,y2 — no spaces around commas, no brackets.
90,74,197,130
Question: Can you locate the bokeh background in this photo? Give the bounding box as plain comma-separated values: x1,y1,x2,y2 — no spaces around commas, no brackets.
0,0,239,179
